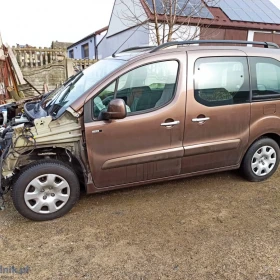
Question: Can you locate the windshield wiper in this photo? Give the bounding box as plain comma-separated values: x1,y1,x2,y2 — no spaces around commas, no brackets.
34,85,65,113
63,70,83,86
34,71,84,114
47,71,84,116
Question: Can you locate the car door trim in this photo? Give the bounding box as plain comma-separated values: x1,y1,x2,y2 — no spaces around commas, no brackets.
184,139,241,157
102,147,184,170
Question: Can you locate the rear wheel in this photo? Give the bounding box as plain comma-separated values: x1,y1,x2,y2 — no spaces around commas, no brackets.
241,138,279,182
12,160,80,221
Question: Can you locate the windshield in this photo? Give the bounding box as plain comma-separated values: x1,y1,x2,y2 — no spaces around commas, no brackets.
42,59,126,118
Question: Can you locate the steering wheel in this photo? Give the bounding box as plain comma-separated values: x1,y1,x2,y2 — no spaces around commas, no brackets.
97,108,107,121
102,95,114,106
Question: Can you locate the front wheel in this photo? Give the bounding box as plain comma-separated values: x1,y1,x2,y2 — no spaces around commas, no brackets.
241,138,280,182
12,160,80,221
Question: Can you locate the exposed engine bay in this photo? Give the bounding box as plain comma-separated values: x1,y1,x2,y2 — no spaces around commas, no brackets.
0,96,85,204
0,102,29,127
0,99,39,198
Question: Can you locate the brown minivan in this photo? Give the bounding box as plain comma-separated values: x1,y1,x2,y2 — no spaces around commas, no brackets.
1,40,280,220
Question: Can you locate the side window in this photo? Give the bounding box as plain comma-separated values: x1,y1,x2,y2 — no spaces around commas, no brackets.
115,61,178,114
92,60,178,119
93,82,116,119
249,57,280,100
194,57,250,107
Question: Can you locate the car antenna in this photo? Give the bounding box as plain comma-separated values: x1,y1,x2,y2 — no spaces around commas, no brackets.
112,25,142,57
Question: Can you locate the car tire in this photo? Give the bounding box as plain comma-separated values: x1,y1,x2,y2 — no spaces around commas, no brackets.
11,159,80,221
241,138,280,182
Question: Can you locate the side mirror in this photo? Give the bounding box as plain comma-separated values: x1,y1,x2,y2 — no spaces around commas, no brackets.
101,99,127,120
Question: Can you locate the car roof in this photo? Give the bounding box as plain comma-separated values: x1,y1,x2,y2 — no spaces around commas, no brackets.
110,44,280,62
72,42,280,111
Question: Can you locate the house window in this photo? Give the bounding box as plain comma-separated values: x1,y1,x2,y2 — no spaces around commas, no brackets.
69,50,74,58
82,43,89,59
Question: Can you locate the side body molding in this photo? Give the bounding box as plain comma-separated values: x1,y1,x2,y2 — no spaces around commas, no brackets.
102,147,184,170
184,139,241,157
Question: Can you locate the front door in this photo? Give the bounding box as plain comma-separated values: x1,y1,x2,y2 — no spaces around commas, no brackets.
182,51,251,174
84,58,186,189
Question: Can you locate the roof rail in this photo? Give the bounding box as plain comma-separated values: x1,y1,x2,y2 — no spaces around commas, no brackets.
120,46,154,53
112,46,154,57
150,40,280,52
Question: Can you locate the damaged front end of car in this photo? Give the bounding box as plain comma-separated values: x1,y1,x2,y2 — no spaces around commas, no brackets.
0,104,87,208
0,125,14,199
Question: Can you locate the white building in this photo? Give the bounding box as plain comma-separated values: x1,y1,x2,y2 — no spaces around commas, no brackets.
67,26,108,60
97,0,280,59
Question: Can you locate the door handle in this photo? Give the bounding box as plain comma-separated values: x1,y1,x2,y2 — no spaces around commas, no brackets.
161,120,180,127
192,117,210,122
92,130,102,134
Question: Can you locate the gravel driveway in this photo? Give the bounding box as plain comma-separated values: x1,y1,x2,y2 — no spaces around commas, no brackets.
1,170,280,280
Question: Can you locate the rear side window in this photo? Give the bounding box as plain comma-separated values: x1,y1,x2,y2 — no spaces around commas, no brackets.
194,57,250,107
249,57,280,100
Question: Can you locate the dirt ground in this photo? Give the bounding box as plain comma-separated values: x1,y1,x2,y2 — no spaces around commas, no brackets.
1,169,280,280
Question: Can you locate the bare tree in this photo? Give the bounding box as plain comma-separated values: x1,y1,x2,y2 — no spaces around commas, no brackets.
114,0,220,46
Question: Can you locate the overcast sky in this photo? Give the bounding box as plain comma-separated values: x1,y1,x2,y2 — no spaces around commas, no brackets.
270,0,280,10
0,0,115,47
1,0,280,47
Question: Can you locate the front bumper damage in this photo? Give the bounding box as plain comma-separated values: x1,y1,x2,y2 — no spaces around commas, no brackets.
0,110,84,209
0,127,14,208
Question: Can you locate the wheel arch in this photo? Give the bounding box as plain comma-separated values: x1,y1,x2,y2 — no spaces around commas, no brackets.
15,147,88,190
259,133,280,148
241,132,280,163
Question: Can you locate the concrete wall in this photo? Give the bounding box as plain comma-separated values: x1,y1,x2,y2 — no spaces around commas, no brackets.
21,61,67,93
98,25,149,59
19,58,95,95
12,45,96,96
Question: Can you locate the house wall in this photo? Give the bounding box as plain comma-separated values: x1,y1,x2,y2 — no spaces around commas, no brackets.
96,33,105,45
248,30,280,46
67,35,96,59
98,25,149,59
200,28,248,42
106,0,146,37
201,28,280,46
98,24,201,59
97,0,280,59
149,25,201,45
98,26,280,59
